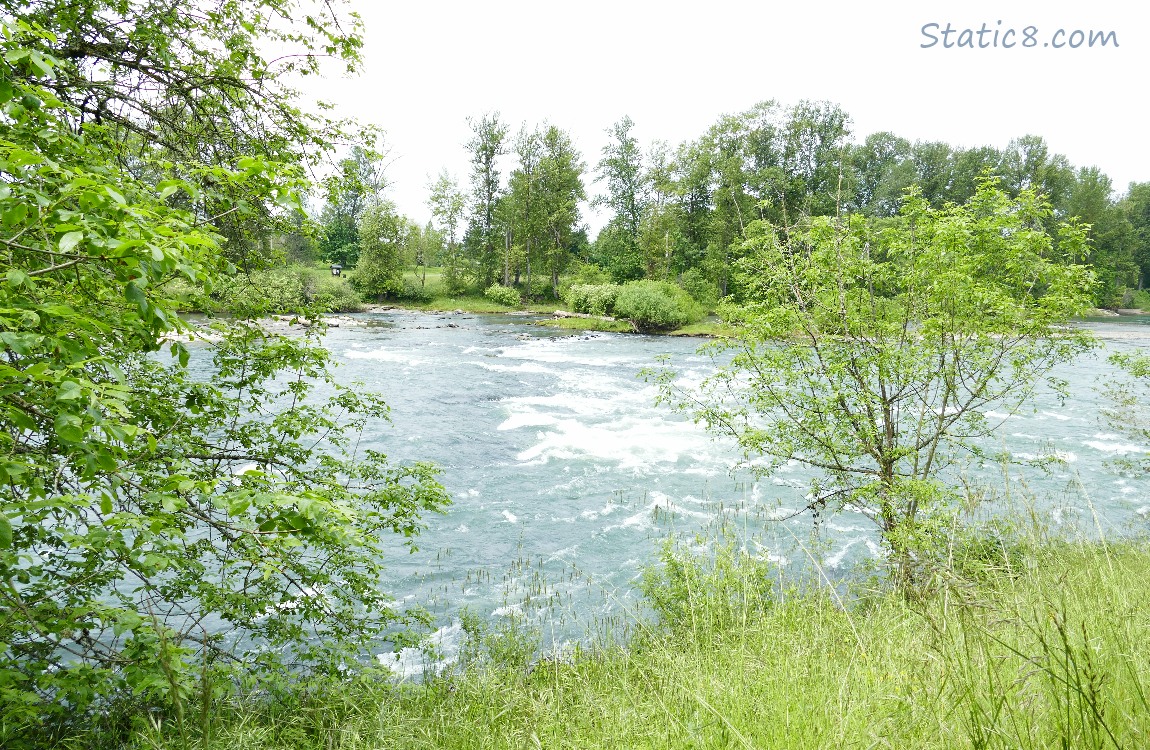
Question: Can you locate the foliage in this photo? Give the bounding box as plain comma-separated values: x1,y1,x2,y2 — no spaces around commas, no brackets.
350,200,406,299
658,181,1098,586
0,12,442,745
398,278,434,303
640,533,776,637
678,267,719,308
564,284,619,317
203,266,362,315
14,0,372,270
464,112,510,288
613,280,702,332
318,147,387,267
483,284,521,308
427,170,468,295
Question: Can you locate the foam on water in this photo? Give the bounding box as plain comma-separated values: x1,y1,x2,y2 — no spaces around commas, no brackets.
344,348,426,366
377,623,463,679
1084,440,1147,455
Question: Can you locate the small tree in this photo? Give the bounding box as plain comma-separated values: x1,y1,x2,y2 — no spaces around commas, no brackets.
351,200,406,299
658,181,1097,587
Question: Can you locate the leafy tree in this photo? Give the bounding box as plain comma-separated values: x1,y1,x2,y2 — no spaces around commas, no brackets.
1001,135,1076,211
1065,167,1133,306
657,181,1097,589
1120,182,1150,290
428,169,467,293
779,100,852,216
318,146,387,267
538,124,586,298
15,0,372,270
506,125,544,291
464,112,510,287
0,12,446,745
350,199,407,299
849,131,914,217
595,116,648,282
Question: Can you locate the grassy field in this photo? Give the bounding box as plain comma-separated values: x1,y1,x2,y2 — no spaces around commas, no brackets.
127,526,1150,750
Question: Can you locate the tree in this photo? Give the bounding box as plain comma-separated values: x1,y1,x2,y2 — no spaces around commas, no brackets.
1120,182,1150,290
0,13,447,745
658,180,1097,588
350,199,407,299
15,0,374,270
464,112,509,287
537,124,586,298
595,115,648,282
1065,167,1133,306
428,169,467,293
506,125,544,291
318,146,387,267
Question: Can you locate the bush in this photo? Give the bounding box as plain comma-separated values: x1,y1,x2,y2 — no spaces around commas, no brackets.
565,283,620,316
484,284,521,307
398,277,434,303
1131,288,1150,311
613,280,703,332
302,269,363,312
212,267,305,315
209,266,363,315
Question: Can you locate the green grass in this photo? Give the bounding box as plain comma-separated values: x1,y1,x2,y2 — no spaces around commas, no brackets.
127,531,1150,750
534,317,635,333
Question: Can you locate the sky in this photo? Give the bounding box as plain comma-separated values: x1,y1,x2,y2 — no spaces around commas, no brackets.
301,0,1147,234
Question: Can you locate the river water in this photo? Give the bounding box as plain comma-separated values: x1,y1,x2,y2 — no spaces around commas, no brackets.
275,312,1150,671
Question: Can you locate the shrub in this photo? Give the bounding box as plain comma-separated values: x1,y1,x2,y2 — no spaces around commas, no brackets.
398,278,434,303
565,283,620,316
613,280,703,332
302,269,363,312
484,284,521,307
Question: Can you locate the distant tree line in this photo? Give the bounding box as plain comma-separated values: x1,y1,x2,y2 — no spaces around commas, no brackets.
307,101,1150,309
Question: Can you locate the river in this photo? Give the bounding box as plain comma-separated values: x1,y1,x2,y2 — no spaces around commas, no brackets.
275,311,1150,672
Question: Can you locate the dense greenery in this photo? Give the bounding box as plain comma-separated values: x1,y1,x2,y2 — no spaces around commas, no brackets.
303,100,1150,315
0,7,448,746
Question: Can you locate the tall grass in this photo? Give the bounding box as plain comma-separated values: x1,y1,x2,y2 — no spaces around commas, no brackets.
123,518,1150,750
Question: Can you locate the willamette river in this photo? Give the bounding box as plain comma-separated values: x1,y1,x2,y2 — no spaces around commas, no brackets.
237,312,1150,672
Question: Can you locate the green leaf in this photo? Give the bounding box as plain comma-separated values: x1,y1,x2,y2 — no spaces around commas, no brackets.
6,269,28,288
0,513,11,549
57,380,82,401
58,231,83,254
124,282,147,312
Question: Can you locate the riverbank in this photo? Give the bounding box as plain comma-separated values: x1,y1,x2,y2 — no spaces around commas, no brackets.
127,535,1150,749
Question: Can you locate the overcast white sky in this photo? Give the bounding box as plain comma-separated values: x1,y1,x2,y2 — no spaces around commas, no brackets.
301,0,1147,234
